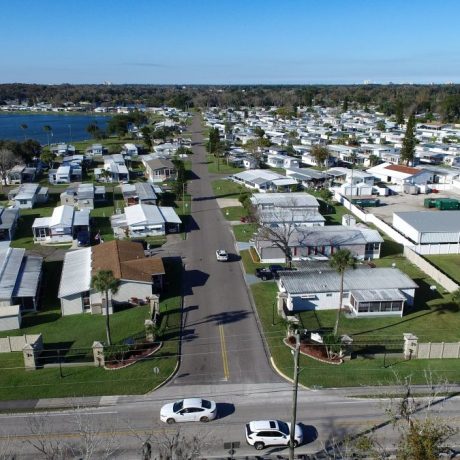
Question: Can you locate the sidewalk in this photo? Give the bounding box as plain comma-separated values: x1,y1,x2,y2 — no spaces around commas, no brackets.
1,383,459,412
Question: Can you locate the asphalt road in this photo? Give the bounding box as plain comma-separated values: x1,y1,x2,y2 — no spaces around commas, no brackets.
2,384,460,458
173,114,281,385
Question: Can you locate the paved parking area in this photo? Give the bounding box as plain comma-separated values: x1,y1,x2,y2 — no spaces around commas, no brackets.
366,190,460,223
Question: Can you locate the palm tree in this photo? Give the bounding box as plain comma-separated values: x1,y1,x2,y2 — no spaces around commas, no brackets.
20,124,28,141
91,270,119,346
43,125,52,146
330,249,356,336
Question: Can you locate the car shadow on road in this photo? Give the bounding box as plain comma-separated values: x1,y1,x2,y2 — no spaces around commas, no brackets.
216,402,235,419
299,423,319,444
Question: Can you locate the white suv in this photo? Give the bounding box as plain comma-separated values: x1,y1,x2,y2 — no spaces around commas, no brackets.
245,420,303,450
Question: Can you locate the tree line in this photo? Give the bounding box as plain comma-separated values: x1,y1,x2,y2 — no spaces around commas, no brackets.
2,83,460,121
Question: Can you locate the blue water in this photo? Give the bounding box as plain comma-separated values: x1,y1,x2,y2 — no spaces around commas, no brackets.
0,113,111,145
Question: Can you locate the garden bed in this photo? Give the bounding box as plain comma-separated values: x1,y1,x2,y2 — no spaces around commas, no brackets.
105,341,162,370
284,336,342,365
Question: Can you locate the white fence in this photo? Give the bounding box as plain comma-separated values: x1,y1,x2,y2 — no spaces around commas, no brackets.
417,342,460,359
0,334,43,353
333,191,415,247
403,247,459,293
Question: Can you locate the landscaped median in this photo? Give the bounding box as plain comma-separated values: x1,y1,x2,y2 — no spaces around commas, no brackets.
0,259,182,400
249,254,460,388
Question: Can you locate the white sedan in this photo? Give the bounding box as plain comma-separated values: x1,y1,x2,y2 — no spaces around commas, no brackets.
160,398,217,424
216,249,229,261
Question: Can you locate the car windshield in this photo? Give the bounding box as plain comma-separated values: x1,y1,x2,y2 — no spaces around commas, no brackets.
201,399,211,409
277,421,289,435
173,400,184,413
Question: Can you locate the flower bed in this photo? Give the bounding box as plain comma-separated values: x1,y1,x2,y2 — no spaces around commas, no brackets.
105,341,162,370
285,336,342,365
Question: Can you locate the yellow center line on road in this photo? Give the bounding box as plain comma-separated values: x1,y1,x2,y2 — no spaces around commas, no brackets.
219,324,230,381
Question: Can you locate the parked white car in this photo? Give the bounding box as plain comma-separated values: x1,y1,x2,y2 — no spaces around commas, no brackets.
216,249,229,261
160,398,217,424
245,420,303,450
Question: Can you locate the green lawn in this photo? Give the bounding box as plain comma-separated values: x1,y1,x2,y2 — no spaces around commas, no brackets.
247,227,460,387
0,259,182,400
206,155,244,175
240,249,270,273
211,179,244,198
222,206,245,221
323,202,350,225
251,281,460,388
425,254,460,284
233,223,259,242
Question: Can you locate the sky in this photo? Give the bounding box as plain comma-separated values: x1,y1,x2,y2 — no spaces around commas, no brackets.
1,0,459,85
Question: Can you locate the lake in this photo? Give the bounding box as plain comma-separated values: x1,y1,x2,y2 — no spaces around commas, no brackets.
0,113,111,145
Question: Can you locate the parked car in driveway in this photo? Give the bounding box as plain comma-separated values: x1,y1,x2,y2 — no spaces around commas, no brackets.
160,398,217,424
268,264,284,278
254,267,273,281
216,249,229,261
245,420,303,450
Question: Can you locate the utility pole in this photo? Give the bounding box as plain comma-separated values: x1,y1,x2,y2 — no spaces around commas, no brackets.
289,331,300,460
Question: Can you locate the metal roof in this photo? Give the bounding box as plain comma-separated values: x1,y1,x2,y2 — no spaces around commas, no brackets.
270,226,383,247
50,205,74,228
13,255,42,298
125,204,163,225
351,289,406,302
0,207,19,230
251,192,319,208
159,206,182,224
279,267,417,295
58,247,92,298
394,211,460,234
73,209,90,227
0,247,26,301
135,182,157,200
259,209,325,224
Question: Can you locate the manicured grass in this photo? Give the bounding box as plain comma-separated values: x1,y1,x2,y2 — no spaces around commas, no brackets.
0,259,182,400
233,223,259,242
323,202,349,225
222,206,245,221
425,254,460,284
211,179,244,198
240,249,270,273
91,198,115,243
206,155,244,174
251,281,460,388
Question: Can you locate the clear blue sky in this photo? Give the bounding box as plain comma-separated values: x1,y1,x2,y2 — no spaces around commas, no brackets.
1,0,459,84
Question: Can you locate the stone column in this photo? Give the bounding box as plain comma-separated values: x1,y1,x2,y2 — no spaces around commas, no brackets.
149,294,160,323
403,333,418,360
23,344,37,370
145,319,156,343
92,341,105,367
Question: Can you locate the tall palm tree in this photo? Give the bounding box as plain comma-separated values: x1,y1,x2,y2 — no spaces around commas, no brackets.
330,249,356,336
20,124,28,141
43,125,52,146
91,270,119,346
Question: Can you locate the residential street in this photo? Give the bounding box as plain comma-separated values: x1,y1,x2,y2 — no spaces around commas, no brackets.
172,114,281,385
2,384,460,458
